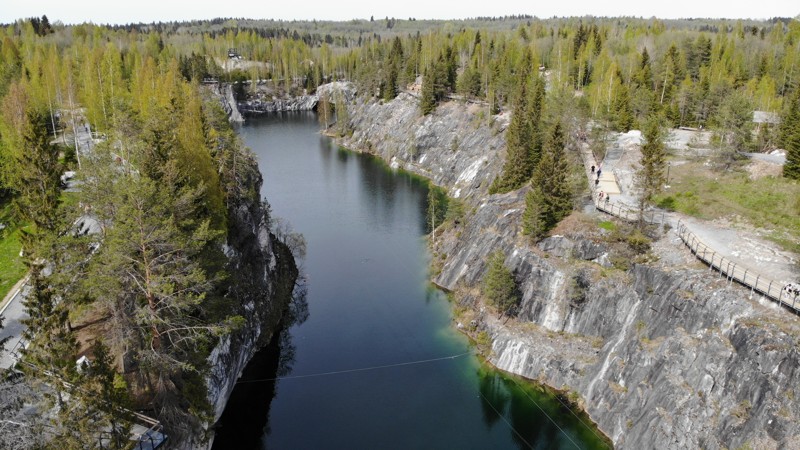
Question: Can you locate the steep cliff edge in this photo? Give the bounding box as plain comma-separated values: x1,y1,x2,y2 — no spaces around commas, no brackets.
196,148,297,448
336,87,800,449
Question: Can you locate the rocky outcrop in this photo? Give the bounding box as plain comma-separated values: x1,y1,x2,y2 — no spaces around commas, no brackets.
335,87,800,449
338,92,508,201
189,150,297,448
224,84,244,123
239,95,317,115
238,81,357,117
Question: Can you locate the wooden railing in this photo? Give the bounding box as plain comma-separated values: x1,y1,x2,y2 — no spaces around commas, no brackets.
593,198,668,225
674,220,799,312
593,197,799,312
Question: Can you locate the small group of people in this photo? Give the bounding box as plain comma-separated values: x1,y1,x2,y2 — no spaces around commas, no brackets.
784,283,800,298
591,163,603,186
598,190,610,204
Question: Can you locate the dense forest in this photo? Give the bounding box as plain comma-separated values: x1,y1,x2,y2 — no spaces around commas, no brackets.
1,14,799,448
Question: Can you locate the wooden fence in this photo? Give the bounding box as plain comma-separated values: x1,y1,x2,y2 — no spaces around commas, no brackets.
593,197,799,312
594,198,669,225
675,220,799,312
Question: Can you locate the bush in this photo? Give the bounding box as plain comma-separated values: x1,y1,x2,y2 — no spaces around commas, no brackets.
656,196,676,211
626,230,651,254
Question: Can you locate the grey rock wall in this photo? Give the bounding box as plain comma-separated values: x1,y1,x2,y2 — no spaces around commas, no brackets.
336,87,800,449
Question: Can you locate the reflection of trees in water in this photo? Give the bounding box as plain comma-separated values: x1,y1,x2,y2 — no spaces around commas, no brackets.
211,280,310,449
276,282,308,378
477,369,566,449
478,370,510,429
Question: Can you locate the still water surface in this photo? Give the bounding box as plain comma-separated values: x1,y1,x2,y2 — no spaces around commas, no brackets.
212,112,611,449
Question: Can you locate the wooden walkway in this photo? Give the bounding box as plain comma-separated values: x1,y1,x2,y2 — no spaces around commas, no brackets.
593,197,799,313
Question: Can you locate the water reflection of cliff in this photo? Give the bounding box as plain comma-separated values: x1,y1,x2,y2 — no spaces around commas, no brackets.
211,284,309,449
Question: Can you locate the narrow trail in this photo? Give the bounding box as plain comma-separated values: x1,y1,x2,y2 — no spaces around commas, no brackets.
581,129,799,308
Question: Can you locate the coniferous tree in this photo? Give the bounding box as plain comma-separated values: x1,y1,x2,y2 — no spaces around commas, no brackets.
7,104,63,256
781,88,800,179
636,114,667,226
82,341,134,448
420,66,436,115
489,73,544,193
522,122,573,239
334,90,351,137
482,251,518,316
612,82,634,132
715,91,753,166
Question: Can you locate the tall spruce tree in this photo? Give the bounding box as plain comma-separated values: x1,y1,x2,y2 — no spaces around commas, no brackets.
420,66,436,115
781,88,800,180
6,104,63,256
490,74,542,193
636,114,667,226
522,121,573,239
612,82,635,132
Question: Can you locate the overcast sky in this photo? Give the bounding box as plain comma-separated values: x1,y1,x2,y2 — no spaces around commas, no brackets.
1,0,797,25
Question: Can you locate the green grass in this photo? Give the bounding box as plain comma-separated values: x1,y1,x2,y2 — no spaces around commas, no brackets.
598,221,617,231
654,162,800,252
0,202,26,301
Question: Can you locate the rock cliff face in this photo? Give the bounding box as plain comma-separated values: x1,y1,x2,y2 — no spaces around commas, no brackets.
190,151,297,448
236,81,357,118
339,92,507,201
335,86,800,449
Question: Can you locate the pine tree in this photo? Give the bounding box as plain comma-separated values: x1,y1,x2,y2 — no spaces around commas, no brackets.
780,88,800,180
86,172,227,433
482,251,518,316
522,122,573,239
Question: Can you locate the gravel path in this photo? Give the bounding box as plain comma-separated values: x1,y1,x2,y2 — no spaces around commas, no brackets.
582,127,799,287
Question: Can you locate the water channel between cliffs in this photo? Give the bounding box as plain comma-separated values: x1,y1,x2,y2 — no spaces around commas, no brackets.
212,111,611,450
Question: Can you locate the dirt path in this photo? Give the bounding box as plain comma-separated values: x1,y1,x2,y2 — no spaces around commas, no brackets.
582,127,799,286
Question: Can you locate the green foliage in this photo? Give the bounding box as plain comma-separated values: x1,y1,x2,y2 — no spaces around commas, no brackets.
420,66,437,115
611,83,634,132
656,196,677,211
482,251,519,316
0,201,25,299
782,88,800,180
626,230,652,254
1,94,63,256
715,91,754,164
427,186,448,233
491,75,546,193
652,162,800,252
522,122,573,240
598,221,617,231
636,114,667,219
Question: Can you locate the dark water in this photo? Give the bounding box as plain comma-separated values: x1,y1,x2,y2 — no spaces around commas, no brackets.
212,112,611,450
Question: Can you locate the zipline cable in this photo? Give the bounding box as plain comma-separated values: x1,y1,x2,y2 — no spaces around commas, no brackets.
235,351,473,384
476,388,535,450
504,375,584,450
